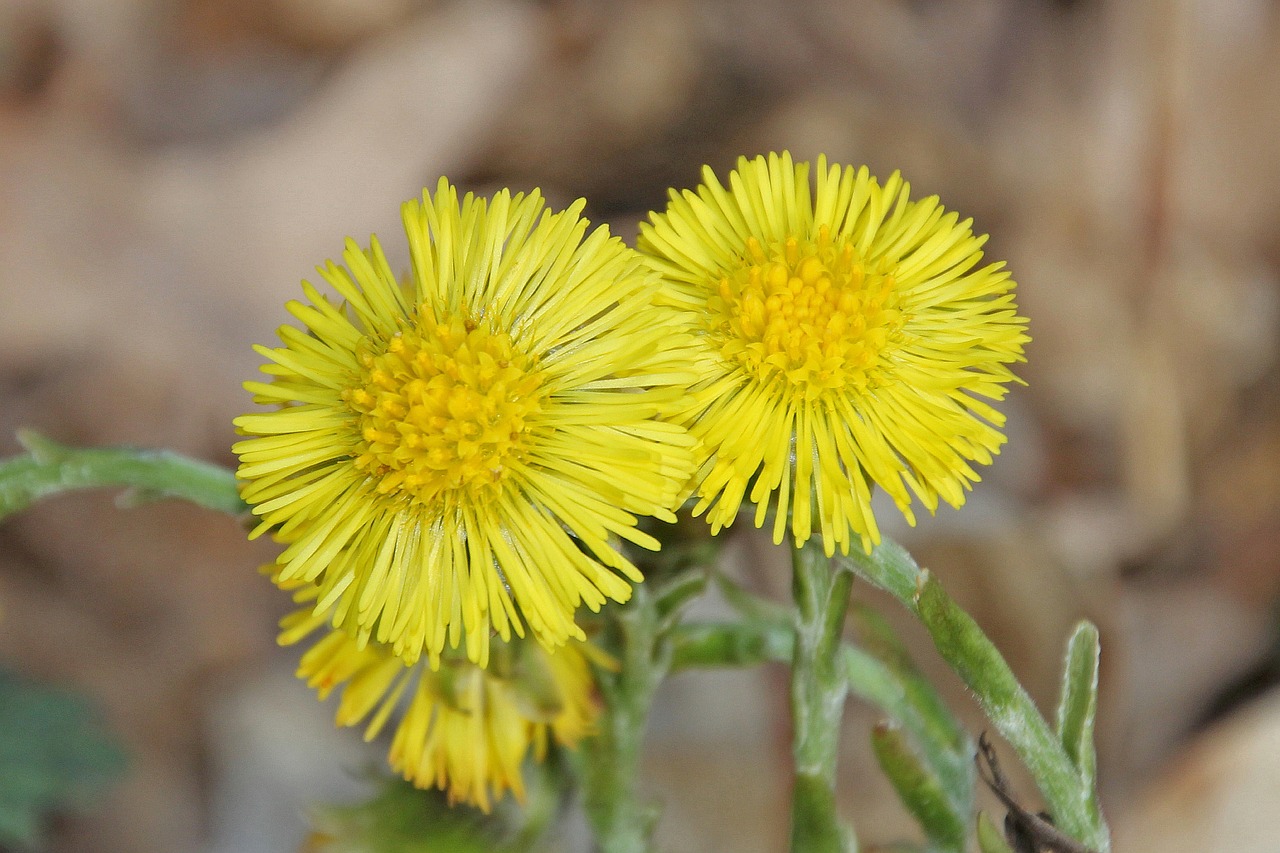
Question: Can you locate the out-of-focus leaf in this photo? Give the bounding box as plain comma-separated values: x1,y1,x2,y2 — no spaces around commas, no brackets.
870,721,967,852
651,569,709,632
850,603,973,804
914,572,1108,852
976,811,1017,853
305,777,508,853
1055,621,1100,792
0,669,126,849
668,621,794,670
715,573,793,626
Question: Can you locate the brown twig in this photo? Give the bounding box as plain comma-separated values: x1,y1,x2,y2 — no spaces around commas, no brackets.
976,733,1099,853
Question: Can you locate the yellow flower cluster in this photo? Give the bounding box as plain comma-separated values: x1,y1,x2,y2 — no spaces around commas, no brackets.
235,155,1027,809
279,584,601,813
235,181,698,670
642,153,1029,553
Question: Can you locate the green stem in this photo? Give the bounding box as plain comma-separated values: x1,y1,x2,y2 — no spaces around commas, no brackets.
668,620,793,670
839,541,1110,852
914,574,1108,851
789,540,856,853
579,583,665,853
0,431,246,521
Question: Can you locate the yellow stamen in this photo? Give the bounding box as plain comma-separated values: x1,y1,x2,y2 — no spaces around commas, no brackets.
709,233,904,401
345,314,545,503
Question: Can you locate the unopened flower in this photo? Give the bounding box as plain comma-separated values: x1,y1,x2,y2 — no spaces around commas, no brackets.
281,596,603,813
235,180,697,667
639,152,1028,554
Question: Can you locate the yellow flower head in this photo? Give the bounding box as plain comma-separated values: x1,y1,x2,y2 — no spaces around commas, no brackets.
281,599,601,813
639,153,1028,554
234,180,697,667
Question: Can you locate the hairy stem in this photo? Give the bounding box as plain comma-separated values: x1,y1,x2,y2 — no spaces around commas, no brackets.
0,431,246,521
789,540,856,853
579,583,665,853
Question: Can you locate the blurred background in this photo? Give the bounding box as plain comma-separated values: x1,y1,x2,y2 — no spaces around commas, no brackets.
2,0,1279,850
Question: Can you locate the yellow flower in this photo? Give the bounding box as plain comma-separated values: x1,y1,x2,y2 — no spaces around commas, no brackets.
280,598,601,813
234,180,697,667
639,152,1028,554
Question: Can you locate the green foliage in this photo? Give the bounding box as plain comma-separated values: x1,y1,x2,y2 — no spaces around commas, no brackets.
849,604,973,806
842,543,1111,853
305,779,502,853
0,428,1112,853
914,573,1106,850
0,430,246,522
0,670,126,849
1055,621,1101,793
976,811,1017,853
848,604,973,853
667,620,793,670
305,761,572,853
870,721,967,852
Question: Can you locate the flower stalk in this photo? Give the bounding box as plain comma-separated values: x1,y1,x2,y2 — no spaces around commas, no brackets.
0,430,246,521
578,582,665,853
789,539,856,853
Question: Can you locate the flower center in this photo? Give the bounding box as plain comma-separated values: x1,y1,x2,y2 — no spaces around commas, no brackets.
708,227,904,398
343,313,544,501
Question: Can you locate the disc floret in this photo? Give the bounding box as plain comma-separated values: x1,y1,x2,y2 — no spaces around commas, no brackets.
344,314,545,502
711,227,904,400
